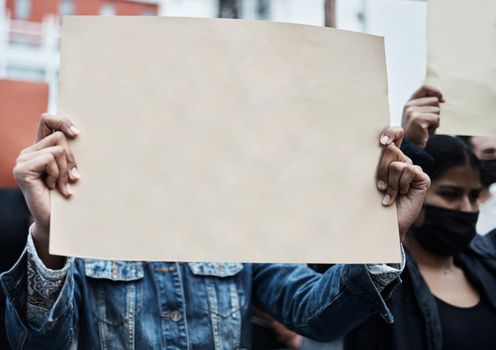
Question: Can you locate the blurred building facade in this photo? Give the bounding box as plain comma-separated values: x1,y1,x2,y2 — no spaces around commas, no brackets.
0,0,425,124
0,0,341,112
0,0,161,111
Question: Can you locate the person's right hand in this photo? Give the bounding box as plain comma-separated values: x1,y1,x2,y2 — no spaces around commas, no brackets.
13,114,80,242
402,85,444,149
269,319,301,350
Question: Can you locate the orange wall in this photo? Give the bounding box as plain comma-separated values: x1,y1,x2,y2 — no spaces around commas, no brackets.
32,0,59,21
6,0,59,21
74,0,158,16
0,79,48,188
6,0,158,22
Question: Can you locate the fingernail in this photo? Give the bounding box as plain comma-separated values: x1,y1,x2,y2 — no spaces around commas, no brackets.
378,180,387,191
382,194,391,206
66,183,74,195
380,135,390,145
70,167,80,179
70,126,80,135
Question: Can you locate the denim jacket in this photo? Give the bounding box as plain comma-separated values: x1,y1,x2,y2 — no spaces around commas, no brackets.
1,231,404,349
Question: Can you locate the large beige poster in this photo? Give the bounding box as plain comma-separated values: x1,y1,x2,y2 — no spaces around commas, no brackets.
426,0,496,136
51,16,400,263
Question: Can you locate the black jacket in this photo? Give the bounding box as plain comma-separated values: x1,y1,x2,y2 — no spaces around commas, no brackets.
0,189,30,350
344,230,496,350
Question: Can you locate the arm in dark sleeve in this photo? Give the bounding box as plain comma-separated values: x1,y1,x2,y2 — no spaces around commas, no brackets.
252,256,404,342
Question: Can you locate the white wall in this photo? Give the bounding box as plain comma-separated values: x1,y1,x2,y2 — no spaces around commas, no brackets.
160,0,326,26
337,0,427,126
336,0,365,32
270,0,324,26
365,0,427,126
160,0,217,17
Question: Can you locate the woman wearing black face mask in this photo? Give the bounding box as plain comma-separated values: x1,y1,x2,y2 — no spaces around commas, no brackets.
343,134,496,350
403,135,496,350
459,135,496,234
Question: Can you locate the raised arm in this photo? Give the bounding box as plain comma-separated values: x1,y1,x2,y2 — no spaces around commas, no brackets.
253,127,430,341
402,85,444,149
1,114,81,349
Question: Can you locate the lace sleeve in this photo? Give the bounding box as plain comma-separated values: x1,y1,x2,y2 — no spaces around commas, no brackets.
25,228,73,324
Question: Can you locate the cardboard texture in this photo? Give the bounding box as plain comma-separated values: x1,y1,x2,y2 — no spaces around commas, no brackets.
52,16,400,263
0,79,49,188
426,0,496,136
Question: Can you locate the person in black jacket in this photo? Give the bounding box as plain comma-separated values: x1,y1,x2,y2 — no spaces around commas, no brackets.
346,135,496,350
345,86,496,350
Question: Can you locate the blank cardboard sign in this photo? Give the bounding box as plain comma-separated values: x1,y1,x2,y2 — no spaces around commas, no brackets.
426,0,496,136
51,16,400,263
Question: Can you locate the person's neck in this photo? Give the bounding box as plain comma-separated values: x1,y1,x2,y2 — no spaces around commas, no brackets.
404,233,454,271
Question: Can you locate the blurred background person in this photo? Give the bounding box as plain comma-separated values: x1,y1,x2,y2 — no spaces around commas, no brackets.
459,136,496,234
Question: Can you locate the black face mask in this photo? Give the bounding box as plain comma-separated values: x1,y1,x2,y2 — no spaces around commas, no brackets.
480,159,496,187
411,205,479,256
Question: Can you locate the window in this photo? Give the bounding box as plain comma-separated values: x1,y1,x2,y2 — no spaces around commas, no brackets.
141,10,155,16
59,0,75,16
218,0,242,19
100,3,116,16
7,66,45,82
15,0,31,20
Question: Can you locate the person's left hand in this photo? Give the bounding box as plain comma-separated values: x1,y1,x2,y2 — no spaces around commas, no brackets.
376,127,431,240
